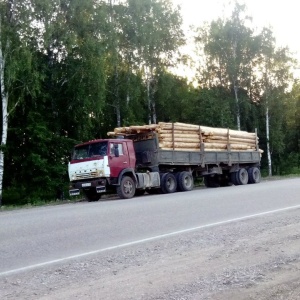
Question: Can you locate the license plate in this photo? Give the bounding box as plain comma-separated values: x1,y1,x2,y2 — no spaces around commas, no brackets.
69,189,80,196
82,182,91,187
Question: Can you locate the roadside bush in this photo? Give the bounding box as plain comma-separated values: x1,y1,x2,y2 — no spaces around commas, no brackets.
2,186,28,206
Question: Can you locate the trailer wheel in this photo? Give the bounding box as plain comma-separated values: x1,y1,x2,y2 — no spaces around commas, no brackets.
117,176,136,199
161,173,177,194
177,171,194,191
236,168,248,185
83,188,101,202
248,167,261,184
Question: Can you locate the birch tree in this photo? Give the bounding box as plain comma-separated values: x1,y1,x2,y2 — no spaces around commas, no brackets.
126,0,184,124
258,28,294,176
195,3,258,130
0,16,7,206
0,0,33,205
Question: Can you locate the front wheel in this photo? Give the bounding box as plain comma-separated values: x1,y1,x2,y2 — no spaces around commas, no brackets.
117,176,136,199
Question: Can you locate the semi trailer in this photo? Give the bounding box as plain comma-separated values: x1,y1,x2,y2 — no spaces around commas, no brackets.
68,124,261,201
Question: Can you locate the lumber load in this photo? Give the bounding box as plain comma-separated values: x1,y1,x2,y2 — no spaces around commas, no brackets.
107,122,260,152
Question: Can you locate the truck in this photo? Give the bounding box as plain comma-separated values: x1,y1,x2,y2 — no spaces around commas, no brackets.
68,124,261,201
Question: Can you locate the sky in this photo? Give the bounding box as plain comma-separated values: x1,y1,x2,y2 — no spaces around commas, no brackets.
172,0,300,77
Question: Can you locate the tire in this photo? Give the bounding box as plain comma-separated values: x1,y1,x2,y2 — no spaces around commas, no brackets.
117,176,136,199
177,171,194,191
83,188,101,202
248,167,261,184
230,172,238,185
236,168,248,185
161,173,177,194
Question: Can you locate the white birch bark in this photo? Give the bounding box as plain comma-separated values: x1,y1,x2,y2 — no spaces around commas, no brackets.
232,40,241,131
266,105,272,176
0,17,8,205
147,75,151,124
109,0,121,127
152,99,157,124
233,84,241,131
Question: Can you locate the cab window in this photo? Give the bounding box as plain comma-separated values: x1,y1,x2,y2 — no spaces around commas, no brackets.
110,143,123,156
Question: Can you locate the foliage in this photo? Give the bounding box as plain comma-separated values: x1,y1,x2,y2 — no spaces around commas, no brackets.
194,3,260,130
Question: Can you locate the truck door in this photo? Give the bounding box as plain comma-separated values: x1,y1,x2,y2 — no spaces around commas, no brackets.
108,141,129,178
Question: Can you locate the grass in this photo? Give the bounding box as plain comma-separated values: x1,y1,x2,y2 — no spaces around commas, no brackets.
0,197,83,211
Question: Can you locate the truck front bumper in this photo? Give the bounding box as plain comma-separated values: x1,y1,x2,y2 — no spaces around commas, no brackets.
69,179,107,197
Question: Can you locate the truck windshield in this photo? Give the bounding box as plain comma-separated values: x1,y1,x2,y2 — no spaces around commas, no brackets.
72,141,108,160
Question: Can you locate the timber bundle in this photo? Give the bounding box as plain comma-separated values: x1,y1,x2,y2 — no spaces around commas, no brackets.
107,122,259,152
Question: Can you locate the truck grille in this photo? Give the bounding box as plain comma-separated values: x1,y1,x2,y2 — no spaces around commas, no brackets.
75,172,99,180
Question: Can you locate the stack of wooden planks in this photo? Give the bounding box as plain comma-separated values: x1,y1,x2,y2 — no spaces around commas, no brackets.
107,122,259,152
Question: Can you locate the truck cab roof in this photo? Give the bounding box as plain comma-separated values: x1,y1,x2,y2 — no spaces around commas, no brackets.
75,138,133,148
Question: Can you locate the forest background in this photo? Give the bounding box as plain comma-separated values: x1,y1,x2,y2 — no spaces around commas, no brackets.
0,0,299,206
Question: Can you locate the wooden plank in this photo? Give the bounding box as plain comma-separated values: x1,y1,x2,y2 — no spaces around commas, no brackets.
204,139,256,146
159,133,200,139
156,129,201,135
160,141,200,148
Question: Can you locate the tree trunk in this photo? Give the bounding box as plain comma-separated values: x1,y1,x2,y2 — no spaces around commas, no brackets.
233,84,241,131
151,94,157,124
114,65,121,127
231,39,240,131
146,65,157,125
126,72,130,105
147,76,151,124
109,0,121,127
266,105,272,176
0,20,8,206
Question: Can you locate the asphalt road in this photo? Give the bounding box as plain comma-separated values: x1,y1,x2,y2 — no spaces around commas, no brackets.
1,177,300,277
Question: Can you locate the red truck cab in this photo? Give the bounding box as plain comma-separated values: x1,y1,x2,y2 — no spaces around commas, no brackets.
68,139,136,201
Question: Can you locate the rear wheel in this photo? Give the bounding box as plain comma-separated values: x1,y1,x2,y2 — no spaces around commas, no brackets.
248,167,261,184
117,176,136,199
161,173,177,194
177,171,194,191
83,188,101,202
236,168,248,185
230,172,238,185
